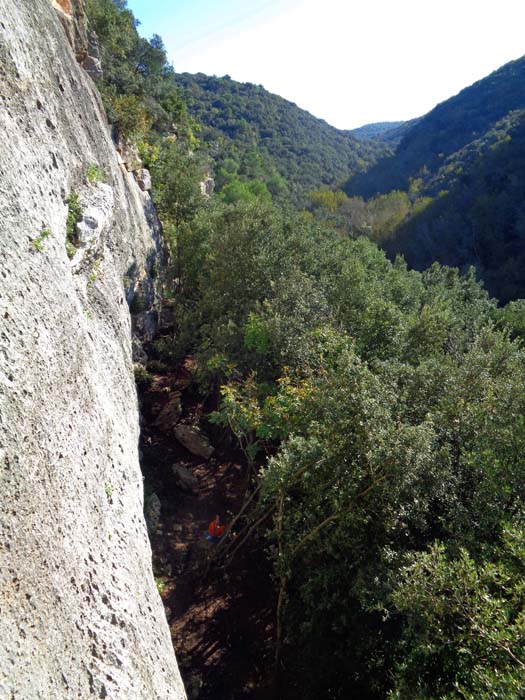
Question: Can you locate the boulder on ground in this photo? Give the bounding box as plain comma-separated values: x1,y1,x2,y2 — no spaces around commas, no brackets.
174,424,214,459
154,393,182,431
172,463,198,493
132,336,148,363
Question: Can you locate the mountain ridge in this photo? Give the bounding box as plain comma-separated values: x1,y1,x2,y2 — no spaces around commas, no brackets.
350,120,405,141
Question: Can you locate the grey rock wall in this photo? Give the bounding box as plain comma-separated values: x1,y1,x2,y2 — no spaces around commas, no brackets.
0,1,185,698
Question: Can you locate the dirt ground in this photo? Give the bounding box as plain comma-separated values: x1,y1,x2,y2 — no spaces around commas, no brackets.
138,362,276,700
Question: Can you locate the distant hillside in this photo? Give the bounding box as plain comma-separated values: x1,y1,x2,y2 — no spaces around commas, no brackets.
384,109,525,302
350,121,404,141
175,73,389,203
346,56,525,198
343,56,525,302
376,117,422,146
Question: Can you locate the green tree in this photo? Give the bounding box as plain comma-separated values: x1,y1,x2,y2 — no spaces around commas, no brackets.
391,527,525,700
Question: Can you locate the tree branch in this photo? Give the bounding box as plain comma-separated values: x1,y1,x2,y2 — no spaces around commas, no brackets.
291,472,392,556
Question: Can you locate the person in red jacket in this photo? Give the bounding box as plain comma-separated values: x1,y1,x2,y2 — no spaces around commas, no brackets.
206,514,225,543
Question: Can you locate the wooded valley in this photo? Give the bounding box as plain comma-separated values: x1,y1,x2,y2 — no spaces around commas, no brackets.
87,1,525,697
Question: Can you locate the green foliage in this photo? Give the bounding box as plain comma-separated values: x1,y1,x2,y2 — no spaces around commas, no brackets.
391,526,525,699
146,359,168,374
210,374,265,464
65,240,76,259
244,312,271,354
65,192,82,257
497,299,525,342
163,185,523,698
344,57,525,302
86,163,105,183
351,120,406,142
137,139,160,168
155,577,167,593
66,192,82,238
31,228,51,252
152,335,181,364
87,6,525,697
152,140,205,231
253,322,524,698
133,364,153,389
104,481,114,502
347,56,525,198
305,186,437,243
170,201,343,378
86,0,193,147
107,92,152,145
129,292,145,313
85,0,207,296
308,186,348,213
150,139,207,286
219,178,271,204
383,111,525,302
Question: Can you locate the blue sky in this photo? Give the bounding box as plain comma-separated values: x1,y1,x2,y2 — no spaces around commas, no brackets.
127,0,525,129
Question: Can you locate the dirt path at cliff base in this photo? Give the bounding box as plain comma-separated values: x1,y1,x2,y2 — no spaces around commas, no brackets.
138,363,275,700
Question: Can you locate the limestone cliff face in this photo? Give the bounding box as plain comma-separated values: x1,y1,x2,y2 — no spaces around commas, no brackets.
0,1,185,698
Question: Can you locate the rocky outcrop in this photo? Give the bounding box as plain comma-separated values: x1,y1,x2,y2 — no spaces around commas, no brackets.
136,167,153,192
0,1,185,699
116,133,154,197
145,492,162,535
51,0,102,80
70,181,114,270
200,176,215,197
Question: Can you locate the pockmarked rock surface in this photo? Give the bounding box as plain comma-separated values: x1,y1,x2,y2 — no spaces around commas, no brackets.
0,1,185,698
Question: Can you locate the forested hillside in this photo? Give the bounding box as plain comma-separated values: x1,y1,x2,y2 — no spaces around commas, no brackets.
174,72,389,204
328,57,525,301
346,56,525,197
85,2,525,698
383,109,525,302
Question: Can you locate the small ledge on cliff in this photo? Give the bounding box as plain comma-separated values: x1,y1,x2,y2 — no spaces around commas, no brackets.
69,181,113,272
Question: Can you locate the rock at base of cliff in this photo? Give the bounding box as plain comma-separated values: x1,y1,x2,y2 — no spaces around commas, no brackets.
172,463,199,493
199,177,215,197
154,393,183,431
174,424,214,459
145,492,162,534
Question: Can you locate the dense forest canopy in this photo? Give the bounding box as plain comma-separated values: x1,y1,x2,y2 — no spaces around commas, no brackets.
86,2,525,698
312,106,525,303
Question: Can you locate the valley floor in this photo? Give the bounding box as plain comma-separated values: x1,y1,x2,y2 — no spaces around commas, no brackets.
139,363,275,700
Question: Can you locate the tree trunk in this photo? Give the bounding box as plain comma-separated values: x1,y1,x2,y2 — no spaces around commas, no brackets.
273,489,286,695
